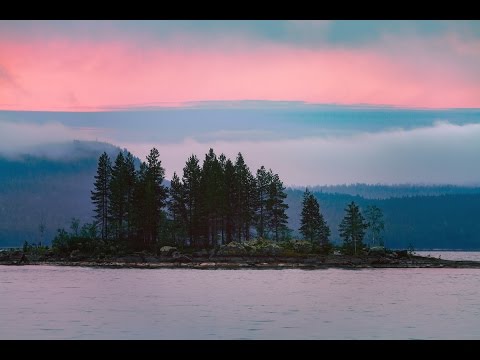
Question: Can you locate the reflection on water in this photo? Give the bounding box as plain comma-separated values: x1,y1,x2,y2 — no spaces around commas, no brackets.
1,255,480,339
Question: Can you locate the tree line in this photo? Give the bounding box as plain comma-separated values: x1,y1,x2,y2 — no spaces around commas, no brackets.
57,148,385,255
90,148,293,251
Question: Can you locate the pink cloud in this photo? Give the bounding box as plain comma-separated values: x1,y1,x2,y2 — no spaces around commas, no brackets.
1,36,479,111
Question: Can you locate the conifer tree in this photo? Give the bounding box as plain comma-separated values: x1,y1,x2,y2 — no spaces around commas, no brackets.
124,152,137,239
168,172,187,246
234,153,256,242
91,152,111,241
109,152,127,240
365,205,385,247
339,201,368,255
299,188,331,246
222,158,236,244
218,153,228,244
134,148,168,248
109,151,138,242
256,166,273,239
182,155,202,247
267,173,289,242
200,149,223,247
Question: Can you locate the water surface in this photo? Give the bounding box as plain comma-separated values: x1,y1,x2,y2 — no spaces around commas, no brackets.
1,260,480,339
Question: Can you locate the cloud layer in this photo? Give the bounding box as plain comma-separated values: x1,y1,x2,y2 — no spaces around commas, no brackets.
1,118,480,185
124,121,480,186
0,120,103,158
1,20,480,110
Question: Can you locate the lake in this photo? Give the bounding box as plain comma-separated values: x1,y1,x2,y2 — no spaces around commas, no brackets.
1,252,480,339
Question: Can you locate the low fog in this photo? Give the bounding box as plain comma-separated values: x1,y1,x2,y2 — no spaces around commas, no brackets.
1,118,480,185
126,121,480,186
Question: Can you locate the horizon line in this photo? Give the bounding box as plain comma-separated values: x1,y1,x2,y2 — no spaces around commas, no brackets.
2,100,480,113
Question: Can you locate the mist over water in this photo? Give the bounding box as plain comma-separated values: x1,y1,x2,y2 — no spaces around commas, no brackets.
1,107,480,185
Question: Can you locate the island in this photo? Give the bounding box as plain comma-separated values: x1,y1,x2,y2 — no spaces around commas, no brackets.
2,243,480,270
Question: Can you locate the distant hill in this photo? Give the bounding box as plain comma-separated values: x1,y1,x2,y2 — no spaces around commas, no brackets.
290,184,480,199
0,141,138,247
1,141,480,249
285,189,480,250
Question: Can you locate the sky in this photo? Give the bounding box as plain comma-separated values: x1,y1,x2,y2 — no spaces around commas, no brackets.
1,20,480,185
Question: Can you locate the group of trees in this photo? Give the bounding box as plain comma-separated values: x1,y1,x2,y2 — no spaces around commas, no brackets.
87,147,384,254
90,148,290,251
338,202,385,254
299,189,385,255
90,149,166,250
169,150,291,248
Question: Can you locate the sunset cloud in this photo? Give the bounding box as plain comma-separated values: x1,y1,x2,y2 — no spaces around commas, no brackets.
1,20,480,110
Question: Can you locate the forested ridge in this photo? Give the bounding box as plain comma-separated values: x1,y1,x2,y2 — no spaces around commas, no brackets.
1,140,480,249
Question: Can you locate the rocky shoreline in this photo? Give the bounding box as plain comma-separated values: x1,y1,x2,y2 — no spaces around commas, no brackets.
1,250,480,270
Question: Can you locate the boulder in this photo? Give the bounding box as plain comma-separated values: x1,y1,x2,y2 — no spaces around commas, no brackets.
242,239,283,256
293,240,313,254
159,246,178,256
258,243,283,256
217,242,247,256
69,249,82,261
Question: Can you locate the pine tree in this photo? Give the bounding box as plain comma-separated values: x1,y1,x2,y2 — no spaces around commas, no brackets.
109,152,127,240
134,148,168,249
267,173,290,242
218,154,228,244
299,188,331,246
222,158,236,244
200,149,224,247
255,166,273,239
168,172,187,247
132,162,147,247
109,151,138,242
233,153,256,242
338,201,368,255
182,155,202,247
124,152,137,239
365,205,385,247
91,152,111,241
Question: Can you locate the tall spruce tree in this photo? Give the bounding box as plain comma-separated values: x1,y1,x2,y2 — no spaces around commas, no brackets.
255,166,273,239
182,155,202,247
338,201,368,255
299,188,331,246
267,173,289,242
218,154,228,245
200,149,223,247
365,205,385,247
124,152,137,239
134,148,168,248
222,158,236,244
91,152,111,241
109,151,138,242
167,172,187,246
109,152,127,240
234,153,256,242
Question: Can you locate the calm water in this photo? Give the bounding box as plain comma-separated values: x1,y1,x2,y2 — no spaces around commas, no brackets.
416,251,480,262
1,254,480,339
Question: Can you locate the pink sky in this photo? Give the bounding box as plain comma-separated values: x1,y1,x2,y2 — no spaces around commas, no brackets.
1,27,480,110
